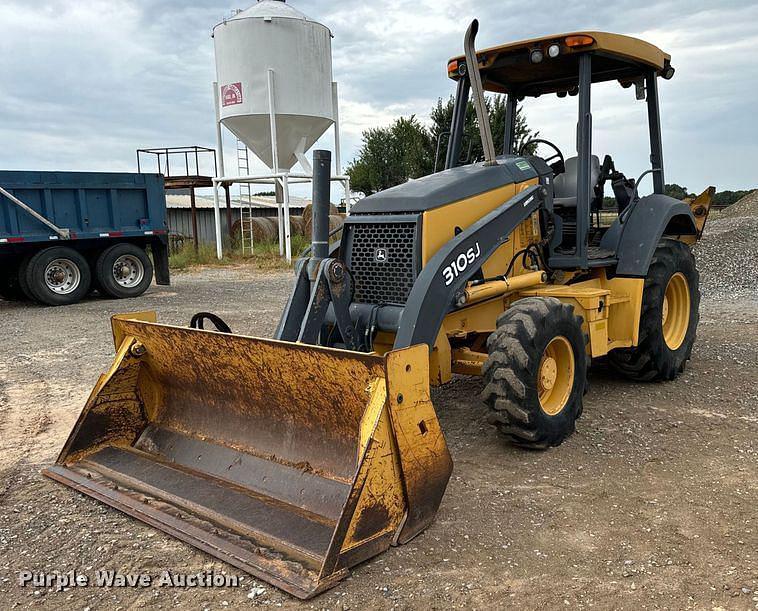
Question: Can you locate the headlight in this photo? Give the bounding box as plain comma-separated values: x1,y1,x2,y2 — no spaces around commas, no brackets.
530,49,544,64
548,44,560,58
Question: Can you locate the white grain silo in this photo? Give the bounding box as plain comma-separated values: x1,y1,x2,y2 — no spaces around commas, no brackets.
210,0,349,262
213,0,335,170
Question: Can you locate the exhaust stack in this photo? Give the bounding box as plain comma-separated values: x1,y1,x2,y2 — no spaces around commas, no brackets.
464,20,497,166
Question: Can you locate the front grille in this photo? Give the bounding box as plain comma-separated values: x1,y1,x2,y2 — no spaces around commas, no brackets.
346,221,417,304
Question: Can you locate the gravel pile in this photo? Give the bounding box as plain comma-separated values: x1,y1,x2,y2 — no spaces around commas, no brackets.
717,189,758,219
695,190,758,300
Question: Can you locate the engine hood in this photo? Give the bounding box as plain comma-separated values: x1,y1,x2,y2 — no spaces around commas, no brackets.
350,157,539,215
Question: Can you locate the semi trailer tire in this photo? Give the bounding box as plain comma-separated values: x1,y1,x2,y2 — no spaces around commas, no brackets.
17,253,43,301
608,239,699,381
95,243,153,299
25,247,92,306
482,296,588,449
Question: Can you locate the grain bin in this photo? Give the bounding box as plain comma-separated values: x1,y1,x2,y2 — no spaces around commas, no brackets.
213,0,335,171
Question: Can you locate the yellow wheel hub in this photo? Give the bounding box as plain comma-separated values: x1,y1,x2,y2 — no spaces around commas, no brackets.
538,336,575,416
662,272,690,350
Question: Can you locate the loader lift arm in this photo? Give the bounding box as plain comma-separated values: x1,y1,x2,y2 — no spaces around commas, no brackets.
394,184,545,350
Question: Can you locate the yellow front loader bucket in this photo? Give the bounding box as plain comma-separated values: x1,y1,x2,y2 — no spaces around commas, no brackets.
43,313,452,599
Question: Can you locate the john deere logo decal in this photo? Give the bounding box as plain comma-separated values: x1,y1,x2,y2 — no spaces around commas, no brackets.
374,248,388,263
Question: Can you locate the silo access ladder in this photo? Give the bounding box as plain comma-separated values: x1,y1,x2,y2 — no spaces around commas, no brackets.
237,140,255,255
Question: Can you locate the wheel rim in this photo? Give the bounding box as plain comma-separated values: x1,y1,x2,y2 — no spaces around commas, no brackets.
538,336,575,416
112,254,145,288
44,259,81,295
662,272,690,350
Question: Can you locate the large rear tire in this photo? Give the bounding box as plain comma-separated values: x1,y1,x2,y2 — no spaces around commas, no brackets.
482,297,588,449
608,239,699,381
25,246,92,306
95,243,153,299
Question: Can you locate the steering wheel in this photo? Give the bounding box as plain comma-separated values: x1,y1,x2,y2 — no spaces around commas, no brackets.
518,138,565,175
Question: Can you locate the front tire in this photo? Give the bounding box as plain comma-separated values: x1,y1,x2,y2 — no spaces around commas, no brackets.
95,243,153,299
608,239,699,381
25,247,91,306
482,297,588,449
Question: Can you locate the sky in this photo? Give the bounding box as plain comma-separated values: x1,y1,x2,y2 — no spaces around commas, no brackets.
1,0,756,197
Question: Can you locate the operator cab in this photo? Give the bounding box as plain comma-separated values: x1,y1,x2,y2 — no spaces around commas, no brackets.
446,31,676,269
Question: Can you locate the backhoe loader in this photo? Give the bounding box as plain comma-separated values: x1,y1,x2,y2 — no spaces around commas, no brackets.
45,21,713,598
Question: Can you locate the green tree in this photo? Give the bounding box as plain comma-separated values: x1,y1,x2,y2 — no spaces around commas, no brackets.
429,95,537,169
347,95,536,196
347,116,433,196
664,184,689,200
712,189,753,208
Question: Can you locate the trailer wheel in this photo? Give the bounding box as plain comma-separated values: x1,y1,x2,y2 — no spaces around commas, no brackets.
608,239,699,381
95,243,153,299
481,297,588,449
16,252,44,300
26,247,91,306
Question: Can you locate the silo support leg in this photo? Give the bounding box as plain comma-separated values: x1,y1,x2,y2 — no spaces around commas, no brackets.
212,182,223,260
275,180,284,256
282,175,292,264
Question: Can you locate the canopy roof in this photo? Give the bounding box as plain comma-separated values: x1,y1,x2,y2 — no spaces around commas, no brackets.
448,32,673,96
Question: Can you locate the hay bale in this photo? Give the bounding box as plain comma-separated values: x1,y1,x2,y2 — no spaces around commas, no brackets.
254,217,280,243
304,214,344,240
302,202,339,228
232,217,279,245
232,214,312,247
289,215,306,237
329,214,344,232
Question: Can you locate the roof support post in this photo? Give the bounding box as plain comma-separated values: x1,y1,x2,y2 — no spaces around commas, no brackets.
645,69,665,194
445,77,470,170
575,53,592,267
503,94,518,155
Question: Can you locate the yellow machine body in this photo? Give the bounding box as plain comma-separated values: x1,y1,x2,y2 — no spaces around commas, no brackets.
365,180,712,386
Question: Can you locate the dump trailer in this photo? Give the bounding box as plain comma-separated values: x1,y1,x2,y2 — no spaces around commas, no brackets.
0,171,170,306
45,23,713,598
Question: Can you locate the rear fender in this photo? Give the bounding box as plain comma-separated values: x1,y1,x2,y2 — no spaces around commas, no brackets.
600,194,697,277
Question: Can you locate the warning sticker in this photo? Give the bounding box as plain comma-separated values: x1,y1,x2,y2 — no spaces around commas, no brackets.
221,83,243,107
516,159,532,171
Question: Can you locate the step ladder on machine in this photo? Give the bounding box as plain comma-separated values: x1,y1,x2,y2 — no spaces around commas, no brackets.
237,139,255,255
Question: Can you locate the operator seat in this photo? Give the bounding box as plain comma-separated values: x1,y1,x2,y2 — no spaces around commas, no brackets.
553,155,601,208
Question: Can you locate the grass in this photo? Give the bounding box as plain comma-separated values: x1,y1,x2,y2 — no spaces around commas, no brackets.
169,235,312,271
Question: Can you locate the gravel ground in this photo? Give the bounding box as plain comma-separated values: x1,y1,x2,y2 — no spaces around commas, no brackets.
1,227,757,609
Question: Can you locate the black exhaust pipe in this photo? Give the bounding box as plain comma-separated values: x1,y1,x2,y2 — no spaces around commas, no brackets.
312,150,331,260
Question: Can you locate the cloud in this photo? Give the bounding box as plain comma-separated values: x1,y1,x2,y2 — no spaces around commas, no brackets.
0,0,755,192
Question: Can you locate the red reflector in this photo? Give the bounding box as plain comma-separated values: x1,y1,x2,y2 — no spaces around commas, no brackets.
8,237,25,243
110,231,124,237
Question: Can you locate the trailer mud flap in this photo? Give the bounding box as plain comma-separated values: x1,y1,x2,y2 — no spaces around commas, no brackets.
43,313,452,599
